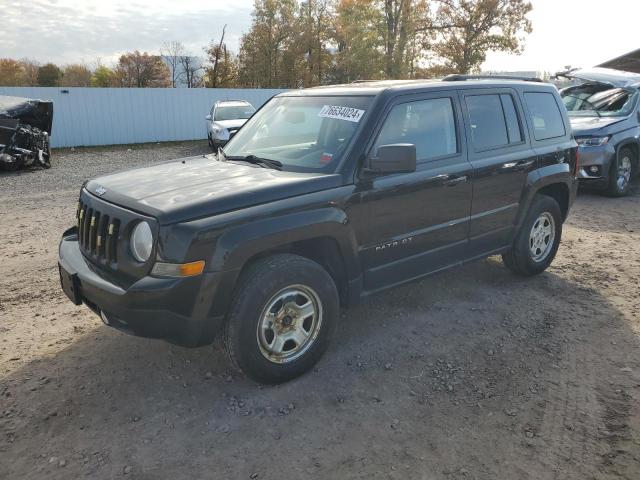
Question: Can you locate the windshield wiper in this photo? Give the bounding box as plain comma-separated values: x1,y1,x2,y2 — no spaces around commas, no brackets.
224,154,283,170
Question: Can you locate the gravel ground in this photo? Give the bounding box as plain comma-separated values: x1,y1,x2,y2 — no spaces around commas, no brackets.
1,142,639,480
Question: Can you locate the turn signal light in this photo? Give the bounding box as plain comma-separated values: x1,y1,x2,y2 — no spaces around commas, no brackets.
151,260,205,278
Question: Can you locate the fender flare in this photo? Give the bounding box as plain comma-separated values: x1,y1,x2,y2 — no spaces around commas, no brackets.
515,164,574,230
206,206,361,318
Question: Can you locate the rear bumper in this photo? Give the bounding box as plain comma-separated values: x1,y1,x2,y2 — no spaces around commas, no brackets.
58,228,225,346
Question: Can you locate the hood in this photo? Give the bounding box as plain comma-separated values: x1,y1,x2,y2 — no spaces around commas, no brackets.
213,119,247,130
555,67,640,88
569,115,626,135
0,95,53,133
85,156,342,225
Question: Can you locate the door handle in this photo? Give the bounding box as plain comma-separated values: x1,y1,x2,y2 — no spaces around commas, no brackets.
502,160,534,171
442,175,468,186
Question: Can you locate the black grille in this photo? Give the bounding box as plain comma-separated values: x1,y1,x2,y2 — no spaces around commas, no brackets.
77,200,120,263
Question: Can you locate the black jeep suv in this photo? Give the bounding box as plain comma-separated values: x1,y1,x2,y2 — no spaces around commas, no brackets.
59,77,578,383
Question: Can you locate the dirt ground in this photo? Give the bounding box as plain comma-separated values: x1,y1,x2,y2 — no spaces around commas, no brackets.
1,142,639,479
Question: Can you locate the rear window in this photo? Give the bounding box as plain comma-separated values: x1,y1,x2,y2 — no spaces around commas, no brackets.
524,92,566,141
465,93,522,150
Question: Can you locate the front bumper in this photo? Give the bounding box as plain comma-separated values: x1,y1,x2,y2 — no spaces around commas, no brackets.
577,143,616,188
58,228,225,346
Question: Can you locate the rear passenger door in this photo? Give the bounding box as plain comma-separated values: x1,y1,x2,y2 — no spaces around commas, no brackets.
461,89,536,256
359,92,473,292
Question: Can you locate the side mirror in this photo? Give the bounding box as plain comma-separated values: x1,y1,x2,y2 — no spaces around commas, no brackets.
205,114,212,121
367,144,416,174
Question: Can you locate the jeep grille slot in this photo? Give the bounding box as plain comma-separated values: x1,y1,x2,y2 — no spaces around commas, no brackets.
77,200,120,264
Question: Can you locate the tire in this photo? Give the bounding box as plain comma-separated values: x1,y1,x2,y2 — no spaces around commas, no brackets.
606,147,634,197
223,254,339,384
502,194,562,276
207,134,214,149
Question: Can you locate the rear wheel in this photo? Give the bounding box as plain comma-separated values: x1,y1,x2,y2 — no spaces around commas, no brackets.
502,195,562,276
607,147,634,197
223,254,339,384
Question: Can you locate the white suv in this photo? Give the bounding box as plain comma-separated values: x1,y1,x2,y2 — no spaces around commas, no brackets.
205,100,256,150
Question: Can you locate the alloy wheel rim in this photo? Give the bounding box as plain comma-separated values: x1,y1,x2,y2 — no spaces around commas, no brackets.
257,285,323,364
617,156,632,190
529,212,555,262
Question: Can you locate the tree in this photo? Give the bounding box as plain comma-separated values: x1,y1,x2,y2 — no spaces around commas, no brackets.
91,65,116,87
298,0,333,86
180,55,204,88
20,59,40,86
61,64,92,87
161,41,186,87
428,0,533,74
205,26,240,88
37,63,62,86
114,51,171,87
333,0,385,83
237,0,299,88
0,59,25,86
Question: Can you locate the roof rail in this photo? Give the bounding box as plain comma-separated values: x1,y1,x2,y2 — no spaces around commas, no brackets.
443,74,544,83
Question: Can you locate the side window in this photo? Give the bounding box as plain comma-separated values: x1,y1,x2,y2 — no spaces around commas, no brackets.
466,94,508,150
524,92,566,141
500,94,523,143
373,97,457,162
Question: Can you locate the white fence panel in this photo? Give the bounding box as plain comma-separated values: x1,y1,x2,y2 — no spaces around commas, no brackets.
0,87,286,148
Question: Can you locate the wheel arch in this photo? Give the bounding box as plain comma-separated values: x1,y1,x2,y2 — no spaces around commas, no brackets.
536,183,571,220
207,208,361,320
616,140,639,174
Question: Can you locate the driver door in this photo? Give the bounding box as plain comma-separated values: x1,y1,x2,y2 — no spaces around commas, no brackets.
358,92,473,292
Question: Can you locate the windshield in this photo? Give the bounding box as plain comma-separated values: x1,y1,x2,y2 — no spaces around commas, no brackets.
214,105,255,121
222,95,373,172
561,84,638,117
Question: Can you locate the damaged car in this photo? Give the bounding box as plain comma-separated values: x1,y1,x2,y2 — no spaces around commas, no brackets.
0,95,53,171
556,68,640,196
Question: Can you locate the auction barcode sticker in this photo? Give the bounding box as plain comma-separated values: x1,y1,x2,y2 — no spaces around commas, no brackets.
318,105,365,123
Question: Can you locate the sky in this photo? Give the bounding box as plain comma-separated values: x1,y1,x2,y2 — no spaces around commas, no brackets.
1,0,638,73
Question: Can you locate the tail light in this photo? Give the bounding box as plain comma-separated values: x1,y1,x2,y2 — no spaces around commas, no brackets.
574,147,580,176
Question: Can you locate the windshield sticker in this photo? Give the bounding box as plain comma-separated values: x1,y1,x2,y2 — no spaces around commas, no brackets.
318,105,365,123
320,152,334,164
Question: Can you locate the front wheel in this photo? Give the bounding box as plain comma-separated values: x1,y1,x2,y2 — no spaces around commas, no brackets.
607,147,634,197
502,195,562,276
223,254,339,384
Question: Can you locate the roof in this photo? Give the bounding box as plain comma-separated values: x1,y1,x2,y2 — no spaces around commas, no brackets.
279,78,552,97
215,100,253,106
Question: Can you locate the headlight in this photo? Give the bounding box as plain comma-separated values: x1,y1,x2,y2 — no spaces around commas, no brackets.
130,221,153,262
212,126,228,138
576,136,609,147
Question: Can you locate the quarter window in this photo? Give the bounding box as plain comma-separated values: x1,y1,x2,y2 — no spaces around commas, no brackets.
524,92,566,140
373,97,458,162
500,94,523,143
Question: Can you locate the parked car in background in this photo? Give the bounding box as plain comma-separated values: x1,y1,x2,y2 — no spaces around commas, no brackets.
0,95,53,170
206,100,256,150
59,76,577,383
557,68,640,196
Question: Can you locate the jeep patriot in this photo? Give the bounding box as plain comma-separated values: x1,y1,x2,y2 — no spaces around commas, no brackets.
58,77,578,383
